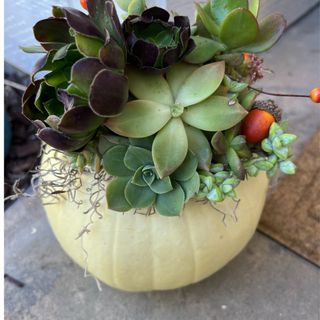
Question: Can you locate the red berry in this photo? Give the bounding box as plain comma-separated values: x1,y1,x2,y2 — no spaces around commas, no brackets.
241,109,275,144
80,0,88,10
310,87,320,103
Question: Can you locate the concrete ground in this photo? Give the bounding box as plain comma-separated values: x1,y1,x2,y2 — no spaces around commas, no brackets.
4,4,320,320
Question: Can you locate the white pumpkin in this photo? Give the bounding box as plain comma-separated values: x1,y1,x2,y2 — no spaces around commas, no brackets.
43,152,268,292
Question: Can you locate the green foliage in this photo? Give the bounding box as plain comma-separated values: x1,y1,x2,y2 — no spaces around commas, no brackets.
100,135,200,216
244,123,297,177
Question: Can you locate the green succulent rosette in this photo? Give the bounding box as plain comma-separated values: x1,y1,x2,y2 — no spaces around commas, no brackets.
99,135,200,216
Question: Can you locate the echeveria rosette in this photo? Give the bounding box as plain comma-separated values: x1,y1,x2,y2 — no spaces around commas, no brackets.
186,0,286,64
211,125,252,180
99,135,200,216
244,122,297,177
196,164,240,203
106,61,248,179
123,7,195,71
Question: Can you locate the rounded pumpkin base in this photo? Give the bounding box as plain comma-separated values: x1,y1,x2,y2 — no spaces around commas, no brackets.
43,157,268,292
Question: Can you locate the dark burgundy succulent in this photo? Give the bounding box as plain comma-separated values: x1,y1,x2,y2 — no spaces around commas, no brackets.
123,7,195,71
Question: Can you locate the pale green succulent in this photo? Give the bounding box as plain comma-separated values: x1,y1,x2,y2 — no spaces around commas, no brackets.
106,62,248,178
197,163,240,202
245,122,297,177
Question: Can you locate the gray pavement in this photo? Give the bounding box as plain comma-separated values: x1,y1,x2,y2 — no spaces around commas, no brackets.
4,3,320,320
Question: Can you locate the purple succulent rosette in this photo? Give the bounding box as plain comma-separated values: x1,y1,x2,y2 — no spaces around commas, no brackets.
123,7,195,71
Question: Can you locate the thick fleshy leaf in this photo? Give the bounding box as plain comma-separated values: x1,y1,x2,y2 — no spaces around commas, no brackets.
115,0,131,11
132,166,148,187
195,3,219,36
103,145,133,176
44,67,71,88
175,62,225,107
234,14,287,53
38,128,92,151
99,39,125,70
211,131,228,154
248,0,260,16
87,0,124,49
142,165,157,185
184,36,226,64
171,152,198,182
182,95,247,131
124,181,156,208
152,118,188,178
58,106,104,136
75,33,104,57
215,53,244,66
89,69,128,116
210,0,248,25
227,147,245,179
63,7,102,38
155,183,185,216
106,100,171,138
238,89,259,110
184,125,212,170
69,58,105,97
129,136,154,150
33,18,73,45
179,172,200,202
20,45,47,54
106,177,132,212
149,177,173,194
279,160,296,175
127,67,173,106
124,146,153,171
131,40,159,68
166,63,198,100
223,75,248,93
220,8,259,49
128,0,145,15
52,44,73,61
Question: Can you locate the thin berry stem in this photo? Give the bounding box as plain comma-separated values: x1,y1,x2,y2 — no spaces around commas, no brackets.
248,86,310,98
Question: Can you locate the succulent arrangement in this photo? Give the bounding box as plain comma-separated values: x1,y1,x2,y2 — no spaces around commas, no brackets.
21,0,319,217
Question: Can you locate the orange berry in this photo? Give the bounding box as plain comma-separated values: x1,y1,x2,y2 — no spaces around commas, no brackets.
241,109,275,144
80,0,88,10
243,52,251,62
310,87,320,103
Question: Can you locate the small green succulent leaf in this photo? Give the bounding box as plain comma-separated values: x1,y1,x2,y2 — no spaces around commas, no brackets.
223,75,248,93
103,145,133,176
127,67,173,106
44,68,70,88
98,134,125,155
220,8,259,49
132,166,148,187
261,138,273,153
124,180,156,208
52,44,72,62
267,163,279,178
127,0,145,15
279,160,296,175
279,134,297,146
195,3,219,36
273,146,289,160
182,95,247,131
210,0,248,25
106,100,171,138
238,89,259,110
215,53,244,66
142,166,157,185
106,177,132,212
166,63,198,100
129,136,154,150
227,147,245,179
211,131,228,155
184,36,226,64
75,33,104,57
124,146,153,171
175,62,225,107
210,163,224,173
254,159,274,171
230,135,246,148
152,118,188,179
248,0,260,16
179,172,200,202
20,45,47,54
149,177,173,194
171,151,198,182
115,0,132,11
269,122,284,139
184,125,212,171
234,13,287,53
155,183,185,216
207,185,224,202
246,164,259,177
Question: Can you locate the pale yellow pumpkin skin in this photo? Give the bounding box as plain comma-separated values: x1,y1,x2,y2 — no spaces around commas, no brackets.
43,156,268,292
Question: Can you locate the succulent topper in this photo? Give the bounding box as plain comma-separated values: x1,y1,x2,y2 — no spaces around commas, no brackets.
21,0,319,216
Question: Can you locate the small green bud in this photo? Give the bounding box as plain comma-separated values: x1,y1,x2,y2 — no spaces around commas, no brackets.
200,176,213,190
272,136,283,149
279,134,297,146
279,160,296,175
